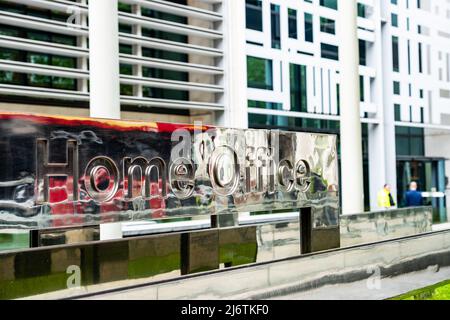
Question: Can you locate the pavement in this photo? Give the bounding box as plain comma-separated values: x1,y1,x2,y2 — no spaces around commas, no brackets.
269,265,450,300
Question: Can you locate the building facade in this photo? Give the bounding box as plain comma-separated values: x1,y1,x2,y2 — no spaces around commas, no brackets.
0,0,247,126
244,0,450,221
0,0,450,221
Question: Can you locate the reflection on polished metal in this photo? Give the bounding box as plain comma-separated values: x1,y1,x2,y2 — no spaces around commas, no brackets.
0,112,341,299
0,112,340,229
340,206,433,247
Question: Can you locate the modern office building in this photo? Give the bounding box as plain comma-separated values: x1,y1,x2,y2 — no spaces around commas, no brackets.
0,0,247,126
244,0,450,221
0,0,449,221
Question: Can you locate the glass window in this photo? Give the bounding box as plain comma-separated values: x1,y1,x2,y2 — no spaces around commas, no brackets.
246,0,263,31
120,84,133,96
359,40,367,66
410,136,424,155
50,34,76,46
142,47,188,63
321,43,339,60
320,0,338,10
27,74,51,88
120,64,133,76
141,7,187,24
394,104,401,121
142,27,187,44
119,24,132,34
0,2,69,22
0,71,24,85
140,7,188,44
407,40,411,74
27,31,50,42
396,136,410,155
393,81,401,95
320,17,335,34
249,113,340,133
271,4,281,49
357,4,367,18
247,56,273,90
51,55,76,68
0,24,76,46
143,87,188,101
0,48,21,61
248,114,294,129
143,67,187,82
395,127,425,156
18,73,76,91
360,76,365,102
288,9,298,39
391,13,398,27
0,47,77,90
0,24,20,37
304,13,314,43
418,42,423,73
118,2,132,13
120,44,133,55
27,52,49,65
51,77,76,90
248,100,283,110
290,64,308,112
392,36,400,72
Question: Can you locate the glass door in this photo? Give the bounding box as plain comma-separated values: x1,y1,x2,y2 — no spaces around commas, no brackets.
397,158,447,223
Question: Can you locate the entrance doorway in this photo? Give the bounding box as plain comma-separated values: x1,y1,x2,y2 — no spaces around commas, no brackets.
397,157,447,223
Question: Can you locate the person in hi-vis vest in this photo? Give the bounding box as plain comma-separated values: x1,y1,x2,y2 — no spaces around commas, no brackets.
377,184,396,209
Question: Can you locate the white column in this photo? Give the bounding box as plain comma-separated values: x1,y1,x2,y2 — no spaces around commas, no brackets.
339,0,365,214
380,3,398,204
89,0,122,240
100,222,123,241
220,0,248,129
368,0,388,211
88,0,121,120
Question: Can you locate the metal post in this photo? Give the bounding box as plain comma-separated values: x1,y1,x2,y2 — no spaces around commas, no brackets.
339,0,365,215
29,229,40,248
300,208,312,254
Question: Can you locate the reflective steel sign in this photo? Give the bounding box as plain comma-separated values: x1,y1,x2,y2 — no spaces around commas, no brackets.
0,113,339,229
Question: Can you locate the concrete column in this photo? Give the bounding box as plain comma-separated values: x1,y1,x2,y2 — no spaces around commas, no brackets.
132,4,143,98
339,0,364,214
220,0,248,129
381,7,398,203
368,1,388,211
88,0,121,120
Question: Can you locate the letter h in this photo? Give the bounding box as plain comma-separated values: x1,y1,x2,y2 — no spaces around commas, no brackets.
36,139,79,204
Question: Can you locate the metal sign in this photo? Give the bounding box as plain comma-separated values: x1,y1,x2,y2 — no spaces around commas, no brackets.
0,113,339,229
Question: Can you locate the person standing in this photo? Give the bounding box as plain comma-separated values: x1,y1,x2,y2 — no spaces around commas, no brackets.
377,184,396,209
404,181,423,207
